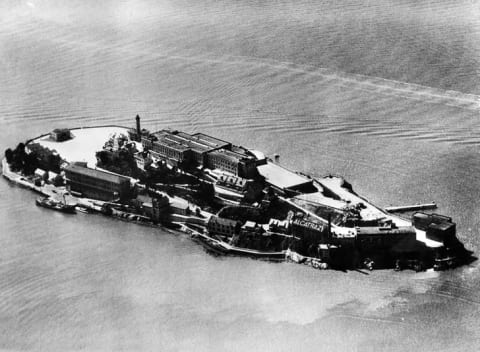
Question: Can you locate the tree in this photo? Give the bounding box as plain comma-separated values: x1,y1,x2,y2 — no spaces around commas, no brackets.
95,148,140,178
46,154,61,173
23,152,38,175
53,174,64,187
96,150,111,166
15,143,25,155
10,143,26,172
4,148,13,163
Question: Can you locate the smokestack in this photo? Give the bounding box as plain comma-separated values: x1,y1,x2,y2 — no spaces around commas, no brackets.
136,114,141,139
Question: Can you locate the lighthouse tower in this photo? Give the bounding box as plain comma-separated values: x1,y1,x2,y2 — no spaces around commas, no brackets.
135,114,141,141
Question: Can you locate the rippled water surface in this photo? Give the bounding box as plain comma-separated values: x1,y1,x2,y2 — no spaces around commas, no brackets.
1,0,480,350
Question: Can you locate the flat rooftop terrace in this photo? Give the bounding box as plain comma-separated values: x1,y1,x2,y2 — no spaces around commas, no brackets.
153,130,232,153
257,161,312,190
158,132,212,153
32,126,132,167
190,132,231,149
65,164,130,184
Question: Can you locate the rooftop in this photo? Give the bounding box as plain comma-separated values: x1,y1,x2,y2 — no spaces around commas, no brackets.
257,162,312,190
52,128,70,134
208,149,244,162
65,164,130,184
158,138,191,152
209,215,239,226
154,131,212,153
32,126,132,167
191,132,231,149
249,150,266,161
230,145,253,158
153,130,232,154
170,136,211,153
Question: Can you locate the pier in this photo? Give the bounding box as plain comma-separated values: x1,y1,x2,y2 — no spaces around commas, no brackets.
385,203,437,213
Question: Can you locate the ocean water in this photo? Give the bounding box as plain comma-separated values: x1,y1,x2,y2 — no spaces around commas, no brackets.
1,0,480,350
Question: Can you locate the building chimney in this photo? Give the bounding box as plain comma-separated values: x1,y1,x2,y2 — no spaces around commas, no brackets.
136,114,141,140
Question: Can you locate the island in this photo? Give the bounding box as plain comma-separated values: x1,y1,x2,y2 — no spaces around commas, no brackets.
2,116,474,272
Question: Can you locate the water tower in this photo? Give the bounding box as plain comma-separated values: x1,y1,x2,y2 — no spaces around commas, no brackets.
136,114,141,139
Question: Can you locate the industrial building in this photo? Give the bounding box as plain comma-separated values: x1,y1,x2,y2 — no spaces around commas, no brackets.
207,215,241,237
139,195,170,223
142,129,258,178
291,217,329,243
149,138,193,166
257,161,314,193
64,164,131,201
206,148,257,178
355,226,417,252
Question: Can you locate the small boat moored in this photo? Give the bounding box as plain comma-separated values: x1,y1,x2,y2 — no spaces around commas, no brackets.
36,197,76,214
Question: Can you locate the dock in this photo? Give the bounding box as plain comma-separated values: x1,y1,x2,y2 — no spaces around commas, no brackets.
385,203,437,213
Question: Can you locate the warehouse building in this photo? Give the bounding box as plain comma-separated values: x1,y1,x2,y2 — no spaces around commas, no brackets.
64,164,131,201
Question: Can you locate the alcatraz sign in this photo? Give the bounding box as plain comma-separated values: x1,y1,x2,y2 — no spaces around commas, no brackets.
292,218,325,232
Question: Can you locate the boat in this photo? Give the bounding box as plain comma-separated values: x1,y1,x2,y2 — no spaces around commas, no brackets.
36,197,76,213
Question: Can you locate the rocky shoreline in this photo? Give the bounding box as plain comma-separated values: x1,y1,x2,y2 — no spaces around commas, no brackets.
2,123,474,272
